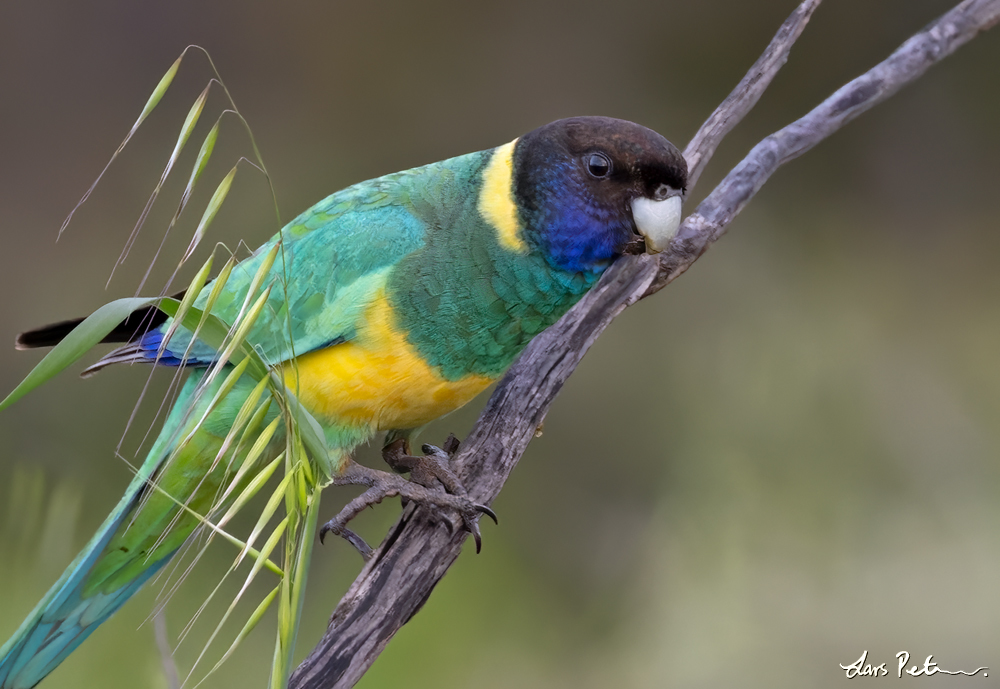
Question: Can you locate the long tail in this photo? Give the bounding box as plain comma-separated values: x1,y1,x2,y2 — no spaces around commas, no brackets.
1,296,195,688
0,367,267,688
0,470,169,689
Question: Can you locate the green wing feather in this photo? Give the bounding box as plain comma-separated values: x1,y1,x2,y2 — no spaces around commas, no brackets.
157,170,433,365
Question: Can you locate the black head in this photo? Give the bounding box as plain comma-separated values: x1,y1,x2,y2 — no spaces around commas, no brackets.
512,116,688,273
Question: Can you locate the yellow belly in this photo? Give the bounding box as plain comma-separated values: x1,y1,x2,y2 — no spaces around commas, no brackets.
281,290,493,431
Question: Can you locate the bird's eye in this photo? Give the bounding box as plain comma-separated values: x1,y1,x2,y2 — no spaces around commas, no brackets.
586,152,612,178
654,183,675,200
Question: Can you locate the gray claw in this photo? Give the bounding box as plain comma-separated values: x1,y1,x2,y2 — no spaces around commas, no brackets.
421,443,447,458
469,520,482,554
319,519,375,561
476,504,498,524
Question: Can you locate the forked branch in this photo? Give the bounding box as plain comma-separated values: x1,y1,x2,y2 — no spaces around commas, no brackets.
290,1,1000,686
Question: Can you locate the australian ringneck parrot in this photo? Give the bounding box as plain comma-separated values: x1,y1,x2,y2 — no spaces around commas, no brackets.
0,116,687,688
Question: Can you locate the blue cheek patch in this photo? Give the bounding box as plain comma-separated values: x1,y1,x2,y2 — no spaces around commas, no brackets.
539,196,626,273
524,161,628,274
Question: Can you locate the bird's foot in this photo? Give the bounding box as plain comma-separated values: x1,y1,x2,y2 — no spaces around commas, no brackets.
382,434,465,492
319,441,497,561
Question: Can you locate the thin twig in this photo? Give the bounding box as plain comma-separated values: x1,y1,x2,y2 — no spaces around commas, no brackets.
683,0,823,189
290,1,1000,687
654,0,1000,295
154,608,181,689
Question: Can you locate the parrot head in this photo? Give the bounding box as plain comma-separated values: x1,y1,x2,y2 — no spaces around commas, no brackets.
513,116,688,273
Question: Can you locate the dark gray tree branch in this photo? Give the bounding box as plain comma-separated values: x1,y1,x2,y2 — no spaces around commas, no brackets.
654,0,1000,295
289,1,1000,687
683,0,823,190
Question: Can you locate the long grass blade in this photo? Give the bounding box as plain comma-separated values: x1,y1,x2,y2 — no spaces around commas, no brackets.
279,486,321,683
111,85,212,281
205,410,282,528
225,399,275,485
274,379,334,479
204,586,279,680
182,121,220,213
218,453,283,528
156,297,234,363
186,517,287,687
137,56,183,129
223,416,281,496
58,56,183,239
143,355,254,555
184,45,282,227
239,472,291,567
238,517,287,601
162,254,214,350
136,114,223,295
183,164,237,264
207,376,271,480
42,46,317,687
156,293,271,384
216,285,271,372
136,468,283,576
179,357,250,448
2,297,159,411
184,254,236,360
236,243,280,323
169,86,210,180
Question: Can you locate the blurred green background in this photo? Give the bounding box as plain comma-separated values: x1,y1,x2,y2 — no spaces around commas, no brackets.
2,0,1000,687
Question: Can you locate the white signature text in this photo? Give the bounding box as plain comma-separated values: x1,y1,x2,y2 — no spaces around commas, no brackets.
840,650,988,678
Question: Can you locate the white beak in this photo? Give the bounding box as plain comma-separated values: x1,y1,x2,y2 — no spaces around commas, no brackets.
631,195,682,254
